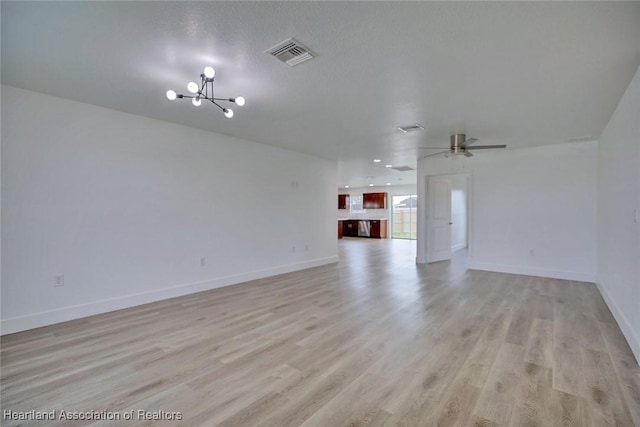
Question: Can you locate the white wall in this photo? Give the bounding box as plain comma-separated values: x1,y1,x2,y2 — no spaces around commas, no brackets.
449,174,468,251
1,85,338,334
596,64,640,363
470,142,597,281
417,141,598,283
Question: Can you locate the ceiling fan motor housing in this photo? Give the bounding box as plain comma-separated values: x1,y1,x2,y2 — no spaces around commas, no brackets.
451,134,467,153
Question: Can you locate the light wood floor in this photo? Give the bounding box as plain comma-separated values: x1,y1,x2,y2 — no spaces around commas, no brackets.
2,239,639,426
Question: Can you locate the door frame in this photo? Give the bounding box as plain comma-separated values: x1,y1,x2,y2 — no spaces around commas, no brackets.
419,173,472,264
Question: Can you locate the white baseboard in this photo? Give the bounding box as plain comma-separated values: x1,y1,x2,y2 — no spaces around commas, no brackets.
596,281,640,365
452,243,468,252
1,256,338,335
468,261,596,283
417,245,467,264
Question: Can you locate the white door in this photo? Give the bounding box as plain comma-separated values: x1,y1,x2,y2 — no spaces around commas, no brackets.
427,177,452,263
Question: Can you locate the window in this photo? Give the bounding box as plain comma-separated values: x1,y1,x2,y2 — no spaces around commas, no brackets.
350,195,365,214
392,195,417,240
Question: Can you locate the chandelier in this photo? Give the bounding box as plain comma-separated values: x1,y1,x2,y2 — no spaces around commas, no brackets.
166,66,245,118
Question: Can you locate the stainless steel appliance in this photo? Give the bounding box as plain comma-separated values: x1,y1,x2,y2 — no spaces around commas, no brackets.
357,220,370,237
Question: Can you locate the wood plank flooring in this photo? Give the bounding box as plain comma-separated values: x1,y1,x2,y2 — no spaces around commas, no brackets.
2,239,639,426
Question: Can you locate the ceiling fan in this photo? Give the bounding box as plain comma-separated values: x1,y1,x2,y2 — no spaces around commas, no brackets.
419,134,506,158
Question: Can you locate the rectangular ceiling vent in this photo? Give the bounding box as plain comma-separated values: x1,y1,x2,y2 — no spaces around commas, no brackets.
567,136,593,143
266,38,315,67
391,166,415,172
397,124,424,133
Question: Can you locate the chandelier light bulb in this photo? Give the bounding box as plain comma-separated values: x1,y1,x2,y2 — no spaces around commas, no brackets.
187,82,199,94
192,97,201,107
203,67,215,79
234,96,245,106
166,90,177,101
224,108,234,118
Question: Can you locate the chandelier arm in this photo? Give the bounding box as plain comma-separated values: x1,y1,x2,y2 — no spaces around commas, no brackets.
210,100,226,112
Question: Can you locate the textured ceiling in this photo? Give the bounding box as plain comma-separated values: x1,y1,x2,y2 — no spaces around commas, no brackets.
2,2,639,188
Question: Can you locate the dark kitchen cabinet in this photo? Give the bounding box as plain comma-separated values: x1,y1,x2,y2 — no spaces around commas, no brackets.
363,192,387,209
343,220,358,237
340,219,387,239
338,194,350,210
370,220,387,238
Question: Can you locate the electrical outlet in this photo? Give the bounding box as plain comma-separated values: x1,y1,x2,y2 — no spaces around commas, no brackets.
200,257,207,267
54,275,65,287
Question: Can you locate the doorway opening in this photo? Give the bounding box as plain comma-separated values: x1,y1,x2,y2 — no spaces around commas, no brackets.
391,195,417,240
425,174,469,263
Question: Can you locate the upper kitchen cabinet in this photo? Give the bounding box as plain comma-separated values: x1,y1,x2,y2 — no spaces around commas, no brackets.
363,192,387,209
338,194,350,210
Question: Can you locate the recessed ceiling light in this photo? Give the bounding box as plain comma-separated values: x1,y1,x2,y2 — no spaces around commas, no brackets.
386,183,391,186
385,164,392,168
345,185,349,188
369,183,374,187
373,159,381,163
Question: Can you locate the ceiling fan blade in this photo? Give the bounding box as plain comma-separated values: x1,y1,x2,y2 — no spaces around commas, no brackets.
467,145,507,150
464,151,474,157
418,147,451,150
464,138,478,146
421,150,449,159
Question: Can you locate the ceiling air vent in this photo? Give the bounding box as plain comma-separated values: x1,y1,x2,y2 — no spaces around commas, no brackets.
397,124,424,133
390,166,415,172
567,136,593,143
266,38,315,67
